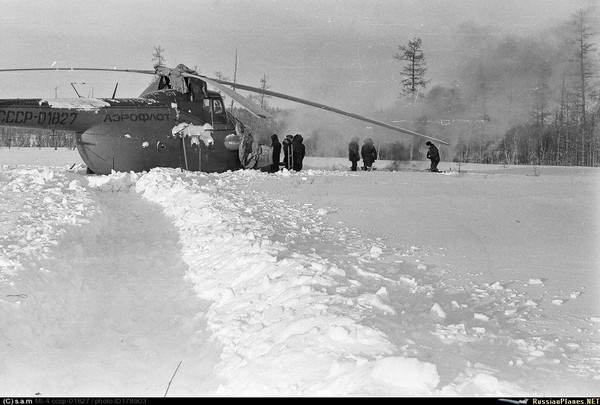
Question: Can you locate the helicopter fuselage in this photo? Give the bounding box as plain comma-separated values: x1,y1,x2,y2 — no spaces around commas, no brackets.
0,89,244,174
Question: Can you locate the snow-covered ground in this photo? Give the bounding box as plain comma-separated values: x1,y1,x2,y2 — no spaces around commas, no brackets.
1,148,599,397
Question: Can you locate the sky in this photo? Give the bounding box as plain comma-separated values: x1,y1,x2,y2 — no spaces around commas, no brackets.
1,149,599,396
0,0,594,112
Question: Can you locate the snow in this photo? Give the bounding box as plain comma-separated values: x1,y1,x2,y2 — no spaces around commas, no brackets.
41,98,111,110
0,148,599,397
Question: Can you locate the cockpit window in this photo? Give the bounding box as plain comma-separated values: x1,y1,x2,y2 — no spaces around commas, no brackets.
214,99,223,115
212,99,226,124
203,99,211,116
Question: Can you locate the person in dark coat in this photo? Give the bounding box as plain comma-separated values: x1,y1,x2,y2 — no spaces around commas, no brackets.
348,136,360,171
270,134,282,173
426,141,440,172
282,134,294,170
361,137,377,171
292,134,305,171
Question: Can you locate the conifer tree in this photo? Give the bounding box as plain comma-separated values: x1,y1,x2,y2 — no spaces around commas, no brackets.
393,37,431,97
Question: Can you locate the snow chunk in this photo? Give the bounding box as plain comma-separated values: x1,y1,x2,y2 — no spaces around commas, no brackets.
490,281,504,290
370,245,383,257
371,357,440,395
327,265,346,277
357,293,396,315
443,373,525,396
41,98,110,110
430,303,446,319
399,275,417,286
474,313,489,321
87,171,137,192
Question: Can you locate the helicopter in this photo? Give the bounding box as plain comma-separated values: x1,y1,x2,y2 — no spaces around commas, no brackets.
0,63,448,175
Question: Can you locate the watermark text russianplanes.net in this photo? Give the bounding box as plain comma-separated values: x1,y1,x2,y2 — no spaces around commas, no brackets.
532,399,600,405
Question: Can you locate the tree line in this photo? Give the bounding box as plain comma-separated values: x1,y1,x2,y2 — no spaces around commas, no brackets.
388,8,599,167
0,127,75,149
241,7,599,167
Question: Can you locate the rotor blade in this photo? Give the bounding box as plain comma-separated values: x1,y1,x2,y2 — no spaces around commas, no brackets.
182,73,272,119
0,67,273,119
0,67,155,74
204,77,449,145
0,66,448,145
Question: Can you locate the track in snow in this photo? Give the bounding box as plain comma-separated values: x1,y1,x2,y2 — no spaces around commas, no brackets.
1,191,221,396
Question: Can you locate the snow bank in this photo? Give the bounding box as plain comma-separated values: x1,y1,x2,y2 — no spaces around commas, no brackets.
131,168,442,395
0,166,97,283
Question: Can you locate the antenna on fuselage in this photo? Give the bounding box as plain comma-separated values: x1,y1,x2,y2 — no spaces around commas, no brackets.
70,83,82,98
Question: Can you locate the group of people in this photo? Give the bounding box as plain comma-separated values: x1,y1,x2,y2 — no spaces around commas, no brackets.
269,133,305,173
348,137,378,171
269,132,441,173
348,137,441,172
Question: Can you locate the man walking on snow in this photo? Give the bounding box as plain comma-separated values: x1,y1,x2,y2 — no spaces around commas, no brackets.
426,141,440,172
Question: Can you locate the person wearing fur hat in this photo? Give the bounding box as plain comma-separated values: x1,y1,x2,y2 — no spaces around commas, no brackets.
426,141,440,172
361,137,377,171
292,134,305,171
270,134,281,173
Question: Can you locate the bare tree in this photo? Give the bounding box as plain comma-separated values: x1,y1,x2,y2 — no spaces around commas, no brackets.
152,46,166,69
530,61,553,127
569,8,598,165
258,74,271,109
247,74,271,110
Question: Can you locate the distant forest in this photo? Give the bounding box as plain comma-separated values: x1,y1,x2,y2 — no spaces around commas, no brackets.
245,8,600,167
0,127,76,150
413,7,600,167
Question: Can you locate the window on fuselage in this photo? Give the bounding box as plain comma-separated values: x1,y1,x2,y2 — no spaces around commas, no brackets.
211,98,227,124
202,99,211,119
185,97,226,125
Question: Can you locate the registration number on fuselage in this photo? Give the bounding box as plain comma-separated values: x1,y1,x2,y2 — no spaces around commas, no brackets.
0,109,78,125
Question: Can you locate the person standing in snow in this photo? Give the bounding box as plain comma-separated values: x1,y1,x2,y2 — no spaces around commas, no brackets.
292,134,305,171
282,134,294,170
270,134,281,173
348,136,360,171
361,137,377,171
426,141,440,172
